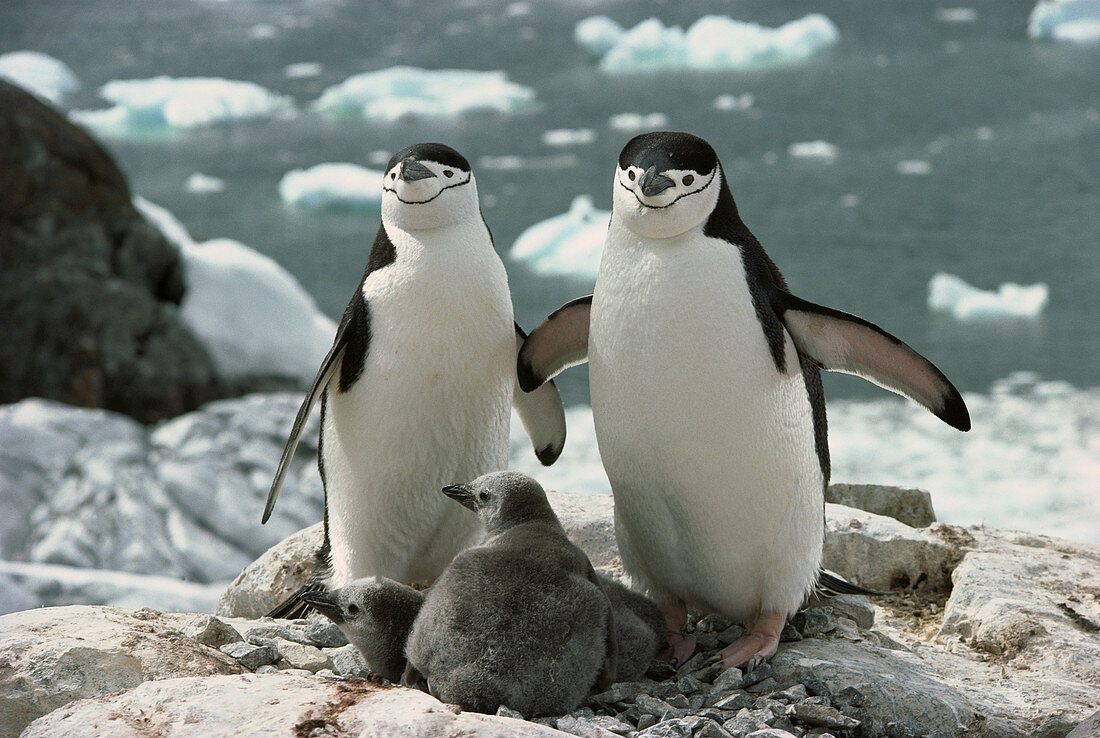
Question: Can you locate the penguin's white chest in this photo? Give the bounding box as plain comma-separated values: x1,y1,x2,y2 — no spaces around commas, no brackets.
324,223,514,586
589,227,823,619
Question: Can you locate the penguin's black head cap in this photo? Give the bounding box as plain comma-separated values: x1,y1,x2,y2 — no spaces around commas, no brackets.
386,142,471,174
442,471,560,533
618,131,718,178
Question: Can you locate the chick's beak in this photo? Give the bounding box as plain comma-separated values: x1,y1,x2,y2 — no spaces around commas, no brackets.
441,483,478,512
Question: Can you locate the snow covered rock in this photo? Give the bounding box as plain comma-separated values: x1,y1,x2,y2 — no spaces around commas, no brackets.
509,195,610,280
0,605,243,737
0,51,78,104
928,272,1049,320
278,162,385,210
312,66,536,122
576,14,840,73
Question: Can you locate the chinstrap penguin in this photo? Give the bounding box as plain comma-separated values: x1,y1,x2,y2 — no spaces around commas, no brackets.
263,143,567,618
518,131,970,669
300,576,424,683
403,471,617,717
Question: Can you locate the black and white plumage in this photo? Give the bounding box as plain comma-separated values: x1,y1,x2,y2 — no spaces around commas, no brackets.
403,472,617,718
518,131,969,668
263,144,566,618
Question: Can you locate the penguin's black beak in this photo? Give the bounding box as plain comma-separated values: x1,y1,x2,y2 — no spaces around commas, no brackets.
639,166,675,198
399,158,436,182
300,591,344,623
442,483,478,512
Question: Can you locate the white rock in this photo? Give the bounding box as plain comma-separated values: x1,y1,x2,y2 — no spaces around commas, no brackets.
278,162,384,210
20,672,566,737
826,483,936,528
927,272,1049,320
0,50,79,104
217,522,324,618
0,605,243,736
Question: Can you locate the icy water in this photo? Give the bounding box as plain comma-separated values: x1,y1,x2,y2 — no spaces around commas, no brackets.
3,0,1098,541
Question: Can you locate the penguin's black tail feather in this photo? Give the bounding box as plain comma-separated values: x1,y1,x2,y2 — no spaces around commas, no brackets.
816,569,893,597
266,580,326,620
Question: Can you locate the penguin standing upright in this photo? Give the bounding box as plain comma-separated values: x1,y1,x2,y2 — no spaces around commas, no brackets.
519,132,970,668
263,143,566,616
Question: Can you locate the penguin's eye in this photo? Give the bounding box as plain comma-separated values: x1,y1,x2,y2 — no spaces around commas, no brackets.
682,174,695,186
443,170,454,178
627,170,637,181
347,603,360,616
478,492,489,503
390,172,396,180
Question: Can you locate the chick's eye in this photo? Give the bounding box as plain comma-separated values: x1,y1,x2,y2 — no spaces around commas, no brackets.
347,603,360,616
443,170,453,178
478,492,489,502
682,174,695,186
627,170,637,181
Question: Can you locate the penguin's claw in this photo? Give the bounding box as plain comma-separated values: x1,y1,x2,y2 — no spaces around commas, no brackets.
716,611,785,668
657,632,697,667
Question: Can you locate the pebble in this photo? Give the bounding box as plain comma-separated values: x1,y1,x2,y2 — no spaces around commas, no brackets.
740,663,773,688
557,714,621,738
324,643,371,678
636,694,685,720
744,729,799,738
787,702,860,729
303,618,348,648
496,705,525,720
219,641,278,670
636,716,701,737
711,667,744,693
181,615,242,648
271,637,331,672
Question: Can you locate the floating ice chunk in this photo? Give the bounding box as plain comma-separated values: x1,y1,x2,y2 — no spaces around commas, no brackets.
608,112,669,132
278,163,384,210
896,159,933,175
510,195,610,280
1029,0,1100,41
580,13,840,73
542,128,597,147
248,23,278,39
70,76,293,132
186,173,226,194
312,66,536,122
789,140,839,161
0,51,79,104
134,197,336,383
477,154,579,171
936,8,979,22
284,62,322,79
714,93,754,111
928,272,1049,320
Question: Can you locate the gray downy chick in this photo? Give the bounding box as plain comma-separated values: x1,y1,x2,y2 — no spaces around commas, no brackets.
404,471,617,717
301,576,424,683
597,573,664,682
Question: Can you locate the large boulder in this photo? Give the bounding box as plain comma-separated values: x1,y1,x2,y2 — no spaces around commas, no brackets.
0,80,224,422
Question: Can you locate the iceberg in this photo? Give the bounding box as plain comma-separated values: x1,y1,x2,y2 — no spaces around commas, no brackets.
1028,0,1100,42
134,197,336,382
70,76,293,133
278,163,384,210
577,13,840,73
0,50,79,104
509,195,609,280
312,66,536,122
927,272,1049,320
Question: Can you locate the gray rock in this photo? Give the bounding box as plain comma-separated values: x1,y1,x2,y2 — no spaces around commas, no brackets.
722,708,773,737
326,643,371,678
587,714,637,735
820,594,875,630
496,704,525,720
303,617,348,648
744,730,799,738
270,636,330,672
740,663,773,688
219,640,278,670
711,667,744,694
637,694,686,720
826,483,936,528
0,605,242,736
786,702,860,729
1066,709,1100,738
557,714,620,738
710,691,756,711
767,684,809,703
181,614,242,648
697,719,736,738
20,673,566,737
636,716,703,737
637,714,659,731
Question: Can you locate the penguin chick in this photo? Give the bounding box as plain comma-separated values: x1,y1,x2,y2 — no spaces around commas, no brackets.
301,576,423,683
404,471,616,717
597,573,664,682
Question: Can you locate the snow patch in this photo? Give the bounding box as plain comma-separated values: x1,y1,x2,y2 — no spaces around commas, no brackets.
134,197,335,382
0,51,79,104
311,66,536,122
1028,0,1100,42
509,195,609,280
278,163,384,210
577,13,840,73
928,272,1049,320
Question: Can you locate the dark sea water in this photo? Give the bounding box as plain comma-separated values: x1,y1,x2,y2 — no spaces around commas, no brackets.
3,0,1098,539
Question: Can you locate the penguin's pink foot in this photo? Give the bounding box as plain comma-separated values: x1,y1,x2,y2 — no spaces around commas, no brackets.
656,599,696,666
717,612,785,670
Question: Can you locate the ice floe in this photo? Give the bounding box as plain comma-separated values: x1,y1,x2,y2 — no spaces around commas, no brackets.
927,272,1049,320
542,128,597,147
714,93,755,111
576,13,840,73
284,62,323,79
1028,0,1100,42
311,66,536,122
185,173,226,194
278,163,384,210
789,140,839,161
134,197,335,382
608,112,669,132
509,195,609,279
0,51,79,104
70,76,293,133
935,8,979,23
896,159,933,175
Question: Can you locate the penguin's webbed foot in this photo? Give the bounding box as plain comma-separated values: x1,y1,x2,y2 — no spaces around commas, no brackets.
716,611,785,669
656,598,697,667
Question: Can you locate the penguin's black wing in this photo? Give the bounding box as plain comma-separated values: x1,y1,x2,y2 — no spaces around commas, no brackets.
512,323,567,465
771,290,971,431
517,295,592,392
262,224,394,524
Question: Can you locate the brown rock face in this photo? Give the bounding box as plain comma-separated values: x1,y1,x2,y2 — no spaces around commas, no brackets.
0,80,225,422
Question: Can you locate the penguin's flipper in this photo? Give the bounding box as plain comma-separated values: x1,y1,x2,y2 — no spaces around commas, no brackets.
772,290,971,431
267,579,327,619
816,569,892,597
517,295,592,392
512,323,567,466
262,325,349,524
